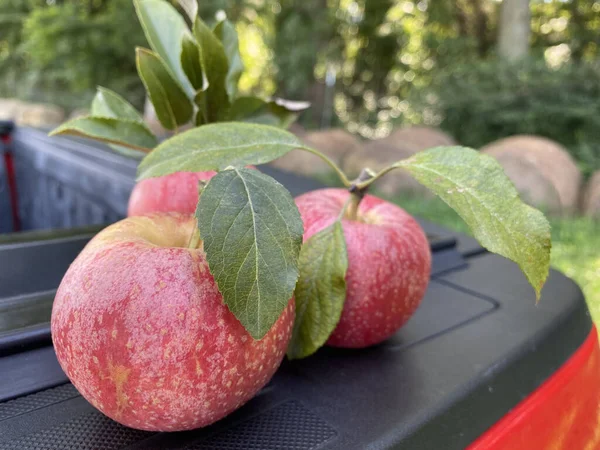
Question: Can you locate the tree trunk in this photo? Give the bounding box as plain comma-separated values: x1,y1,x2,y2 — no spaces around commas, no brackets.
497,0,531,62
569,0,585,61
468,0,492,57
454,2,469,37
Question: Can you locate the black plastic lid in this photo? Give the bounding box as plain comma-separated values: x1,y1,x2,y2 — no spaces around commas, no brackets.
0,149,592,450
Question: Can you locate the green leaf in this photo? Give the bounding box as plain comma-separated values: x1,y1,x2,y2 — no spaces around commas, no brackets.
195,108,206,127
194,16,230,122
137,122,302,179
396,146,551,299
229,96,310,128
49,117,157,152
134,0,195,97
213,20,243,100
136,48,193,130
91,87,144,122
105,145,147,160
178,0,197,22
287,222,348,359
90,87,150,159
196,168,303,339
180,34,207,92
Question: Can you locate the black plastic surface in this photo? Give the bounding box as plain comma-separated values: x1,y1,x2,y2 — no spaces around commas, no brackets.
0,258,589,449
0,235,93,298
0,136,593,449
8,128,136,232
0,121,14,137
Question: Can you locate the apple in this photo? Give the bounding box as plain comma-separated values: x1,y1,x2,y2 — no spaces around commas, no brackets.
127,171,216,217
51,213,294,431
127,167,257,217
295,188,431,348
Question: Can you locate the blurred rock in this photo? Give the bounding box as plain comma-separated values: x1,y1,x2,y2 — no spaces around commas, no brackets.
143,97,193,139
269,128,361,177
0,98,25,120
583,171,600,218
487,152,562,214
15,103,65,128
288,122,306,138
343,126,454,196
0,99,66,128
482,135,582,214
303,129,361,165
387,126,456,150
68,108,89,120
344,138,432,197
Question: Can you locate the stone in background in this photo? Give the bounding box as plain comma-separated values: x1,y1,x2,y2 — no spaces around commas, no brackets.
269,128,361,178
482,135,582,215
344,126,455,196
583,171,600,218
0,98,65,129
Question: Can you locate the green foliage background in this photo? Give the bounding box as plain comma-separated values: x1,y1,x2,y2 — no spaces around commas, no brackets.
422,60,600,177
1,0,599,172
0,0,147,110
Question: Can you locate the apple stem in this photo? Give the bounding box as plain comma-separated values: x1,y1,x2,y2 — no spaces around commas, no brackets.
299,145,352,187
345,168,375,221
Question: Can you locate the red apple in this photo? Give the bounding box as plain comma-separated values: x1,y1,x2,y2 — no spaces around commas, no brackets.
295,188,431,348
51,213,294,431
127,171,216,217
128,167,257,217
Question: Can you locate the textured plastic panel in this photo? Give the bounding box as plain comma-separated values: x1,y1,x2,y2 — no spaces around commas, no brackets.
0,235,91,298
1,411,153,450
186,401,337,450
0,384,78,421
0,346,66,401
0,261,590,449
10,128,136,232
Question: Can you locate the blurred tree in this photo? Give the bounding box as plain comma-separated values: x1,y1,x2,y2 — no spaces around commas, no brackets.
1,0,599,161
272,0,340,127
423,59,600,177
0,0,146,111
498,0,531,61
531,0,600,63
0,0,35,101
336,0,402,135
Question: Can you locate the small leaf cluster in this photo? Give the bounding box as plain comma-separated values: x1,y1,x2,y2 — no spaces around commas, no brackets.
51,0,308,157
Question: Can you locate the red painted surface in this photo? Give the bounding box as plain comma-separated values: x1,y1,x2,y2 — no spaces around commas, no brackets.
468,327,600,450
2,134,20,231
295,188,431,348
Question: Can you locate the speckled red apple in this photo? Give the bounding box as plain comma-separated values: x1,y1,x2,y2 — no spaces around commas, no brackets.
127,168,257,217
127,171,216,217
51,213,294,431
295,188,431,348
